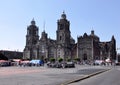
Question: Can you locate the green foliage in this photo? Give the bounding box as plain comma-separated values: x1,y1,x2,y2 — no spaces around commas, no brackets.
58,58,63,62
74,57,80,61
50,58,55,63
66,58,71,62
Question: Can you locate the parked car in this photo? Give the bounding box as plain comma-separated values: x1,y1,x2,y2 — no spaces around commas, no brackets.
47,61,75,68
65,62,75,68
93,60,105,65
115,61,120,66
47,62,62,68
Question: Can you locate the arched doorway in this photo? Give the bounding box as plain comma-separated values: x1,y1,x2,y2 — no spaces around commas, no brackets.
83,53,87,61
82,53,87,64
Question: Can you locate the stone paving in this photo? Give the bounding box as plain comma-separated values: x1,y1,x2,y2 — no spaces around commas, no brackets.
0,65,110,85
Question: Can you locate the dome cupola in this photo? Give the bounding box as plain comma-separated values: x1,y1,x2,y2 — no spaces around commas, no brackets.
61,11,66,19
31,18,36,25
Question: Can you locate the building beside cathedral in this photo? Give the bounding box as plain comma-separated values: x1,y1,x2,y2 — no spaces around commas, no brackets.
77,31,116,63
23,12,116,63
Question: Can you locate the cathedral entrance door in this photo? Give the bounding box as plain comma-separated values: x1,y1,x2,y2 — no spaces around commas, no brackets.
82,53,87,64
83,53,87,61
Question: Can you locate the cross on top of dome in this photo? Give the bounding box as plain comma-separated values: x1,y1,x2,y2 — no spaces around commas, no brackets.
31,18,36,25
61,11,66,19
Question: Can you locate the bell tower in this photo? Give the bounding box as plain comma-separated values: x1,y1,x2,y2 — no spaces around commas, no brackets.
23,19,39,59
26,19,39,46
56,12,71,46
56,12,71,60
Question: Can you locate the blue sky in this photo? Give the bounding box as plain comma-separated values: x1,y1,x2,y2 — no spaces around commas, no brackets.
0,0,120,53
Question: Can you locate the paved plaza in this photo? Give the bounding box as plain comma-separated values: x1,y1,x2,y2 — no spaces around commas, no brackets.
0,65,111,85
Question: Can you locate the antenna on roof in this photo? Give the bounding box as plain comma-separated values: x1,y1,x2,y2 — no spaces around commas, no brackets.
43,20,46,32
91,26,94,35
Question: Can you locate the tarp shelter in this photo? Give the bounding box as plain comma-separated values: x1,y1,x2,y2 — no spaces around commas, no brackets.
105,58,111,63
0,60,10,66
21,60,30,63
30,60,44,65
12,59,21,62
0,60,7,63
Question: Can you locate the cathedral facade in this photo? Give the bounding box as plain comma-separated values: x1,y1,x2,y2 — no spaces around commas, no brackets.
23,12,75,61
23,12,116,63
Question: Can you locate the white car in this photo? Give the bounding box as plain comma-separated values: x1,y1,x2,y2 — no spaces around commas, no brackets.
94,60,105,65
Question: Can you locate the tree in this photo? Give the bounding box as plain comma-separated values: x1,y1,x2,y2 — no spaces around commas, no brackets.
58,58,63,62
74,57,80,61
50,58,55,63
66,58,71,62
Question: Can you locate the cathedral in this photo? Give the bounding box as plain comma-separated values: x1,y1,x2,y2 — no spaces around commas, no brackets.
23,12,116,63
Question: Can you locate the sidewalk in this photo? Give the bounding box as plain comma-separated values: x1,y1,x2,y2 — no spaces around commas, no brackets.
61,68,110,85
